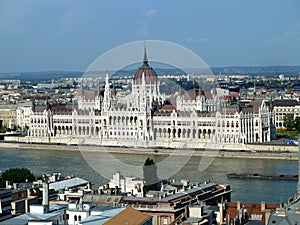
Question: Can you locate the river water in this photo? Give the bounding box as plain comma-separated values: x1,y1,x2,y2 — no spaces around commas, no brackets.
0,147,297,204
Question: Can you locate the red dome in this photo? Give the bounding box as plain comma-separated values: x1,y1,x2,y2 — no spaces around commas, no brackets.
133,48,158,85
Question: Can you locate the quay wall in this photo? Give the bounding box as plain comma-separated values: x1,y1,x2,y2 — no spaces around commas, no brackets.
2,136,298,160
4,136,298,152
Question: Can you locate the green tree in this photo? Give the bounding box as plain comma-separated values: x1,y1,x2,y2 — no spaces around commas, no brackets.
295,117,300,132
283,114,295,131
0,168,36,188
0,125,7,133
143,157,158,195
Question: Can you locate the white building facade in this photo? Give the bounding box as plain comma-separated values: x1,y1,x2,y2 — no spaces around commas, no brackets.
26,50,276,149
16,102,33,130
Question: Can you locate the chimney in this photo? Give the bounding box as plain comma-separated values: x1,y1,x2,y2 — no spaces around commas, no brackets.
42,182,49,213
87,182,91,190
265,210,271,225
27,188,31,197
5,181,10,189
79,198,83,210
218,202,224,224
184,205,189,218
237,201,241,211
261,201,266,211
25,199,29,213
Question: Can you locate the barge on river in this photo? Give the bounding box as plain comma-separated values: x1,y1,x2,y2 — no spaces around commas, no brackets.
227,173,298,181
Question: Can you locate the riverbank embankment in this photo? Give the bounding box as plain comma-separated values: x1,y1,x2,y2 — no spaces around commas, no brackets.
0,142,298,160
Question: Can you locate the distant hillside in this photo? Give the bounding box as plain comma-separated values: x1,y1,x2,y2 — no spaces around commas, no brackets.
0,71,84,83
211,66,300,77
1,66,300,83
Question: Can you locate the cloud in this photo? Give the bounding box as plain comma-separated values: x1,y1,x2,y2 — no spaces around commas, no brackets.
136,9,157,38
267,23,300,43
283,30,298,39
186,37,208,43
143,9,156,17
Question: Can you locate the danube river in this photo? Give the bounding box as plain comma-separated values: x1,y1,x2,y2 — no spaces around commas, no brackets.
0,147,297,204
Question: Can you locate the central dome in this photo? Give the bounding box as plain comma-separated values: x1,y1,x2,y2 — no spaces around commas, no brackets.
133,48,158,85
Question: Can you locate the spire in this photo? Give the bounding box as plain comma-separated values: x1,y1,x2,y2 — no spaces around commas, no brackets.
105,71,109,85
143,43,148,65
103,71,111,111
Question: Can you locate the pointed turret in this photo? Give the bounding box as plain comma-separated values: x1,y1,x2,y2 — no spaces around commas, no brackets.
103,71,111,111
105,71,109,85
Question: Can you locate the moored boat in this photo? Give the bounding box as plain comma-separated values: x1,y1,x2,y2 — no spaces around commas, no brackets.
227,173,298,180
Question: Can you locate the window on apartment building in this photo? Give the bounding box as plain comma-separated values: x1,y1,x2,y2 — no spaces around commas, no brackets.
74,215,77,221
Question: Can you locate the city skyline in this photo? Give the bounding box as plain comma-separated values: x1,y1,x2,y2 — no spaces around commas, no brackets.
0,0,299,72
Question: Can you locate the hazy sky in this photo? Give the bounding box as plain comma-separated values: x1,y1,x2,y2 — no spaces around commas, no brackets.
0,0,299,72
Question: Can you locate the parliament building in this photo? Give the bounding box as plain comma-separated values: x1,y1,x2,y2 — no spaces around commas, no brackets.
26,49,276,149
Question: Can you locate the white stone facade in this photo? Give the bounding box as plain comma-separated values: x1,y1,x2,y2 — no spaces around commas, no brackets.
272,99,300,129
26,53,276,148
16,102,33,130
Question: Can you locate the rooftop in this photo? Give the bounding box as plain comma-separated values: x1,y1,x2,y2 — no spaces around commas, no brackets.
0,204,67,225
79,207,125,225
272,99,299,107
49,177,88,191
103,206,151,225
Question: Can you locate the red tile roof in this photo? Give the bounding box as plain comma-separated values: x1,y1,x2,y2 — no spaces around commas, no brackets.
104,206,151,225
224,202,278,222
